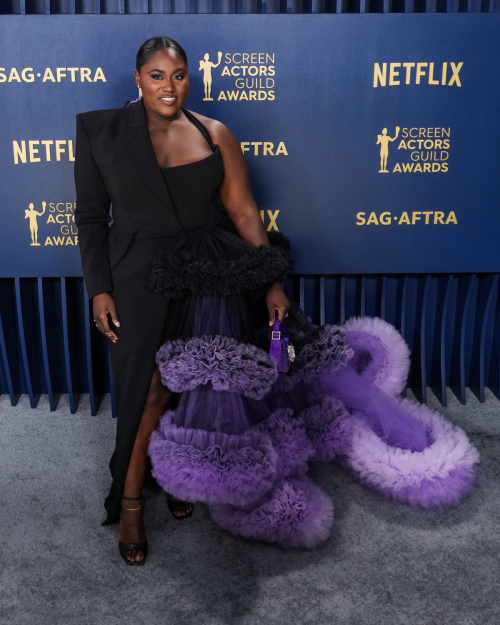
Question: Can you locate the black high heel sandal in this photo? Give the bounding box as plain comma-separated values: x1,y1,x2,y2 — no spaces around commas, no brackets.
167,494,195,520
119,495,149,566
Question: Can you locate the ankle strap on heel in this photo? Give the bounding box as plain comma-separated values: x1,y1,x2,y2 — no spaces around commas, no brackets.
121,494,144,511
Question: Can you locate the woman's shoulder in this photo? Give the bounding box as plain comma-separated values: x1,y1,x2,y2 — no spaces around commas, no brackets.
184,109,232,145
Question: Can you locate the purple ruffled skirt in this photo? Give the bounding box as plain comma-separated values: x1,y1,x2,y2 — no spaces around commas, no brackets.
147,213,480,548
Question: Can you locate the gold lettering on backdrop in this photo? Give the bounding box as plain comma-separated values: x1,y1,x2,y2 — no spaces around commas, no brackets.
224,53,275,65
21,68,35,82
41,140,54,159
373,63,386,87
7,67,22,82
373,62,463,87
240,142,288,156
428,63,440,85
356,211,458,226
93,68,106,82
359,212,394,225
42,68,56,82
0,68,106,83
199,52,276,102
12,140,75,164
13,141,27,164
402,63,415,83
55,140,66,161
80,68,92,81
259,210,280,231
389,63,401,85
66,68,79,82
44,235,78,246
29,141,41,163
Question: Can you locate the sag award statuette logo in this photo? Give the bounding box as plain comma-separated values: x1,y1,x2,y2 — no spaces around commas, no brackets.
25,201,46,246
199,52,223,101
377,127,400,173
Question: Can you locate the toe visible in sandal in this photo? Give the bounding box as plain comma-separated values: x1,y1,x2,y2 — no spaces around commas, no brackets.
119,495,148,566
167,494,195,520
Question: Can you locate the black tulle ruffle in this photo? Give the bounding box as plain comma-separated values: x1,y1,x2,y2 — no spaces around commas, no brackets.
148,229,294,299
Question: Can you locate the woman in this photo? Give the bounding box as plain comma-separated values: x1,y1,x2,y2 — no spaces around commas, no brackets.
75,37,480,566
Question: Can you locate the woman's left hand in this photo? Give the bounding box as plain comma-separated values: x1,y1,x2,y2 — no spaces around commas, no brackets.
266,283,290,325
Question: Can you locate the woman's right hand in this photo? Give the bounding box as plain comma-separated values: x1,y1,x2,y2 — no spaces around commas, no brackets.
93,293,120,343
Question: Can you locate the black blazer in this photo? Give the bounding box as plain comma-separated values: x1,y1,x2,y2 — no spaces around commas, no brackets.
74,99,203,300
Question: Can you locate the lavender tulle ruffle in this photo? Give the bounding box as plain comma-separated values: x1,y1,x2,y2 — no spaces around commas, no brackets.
149,411,279,506
156,335,278,399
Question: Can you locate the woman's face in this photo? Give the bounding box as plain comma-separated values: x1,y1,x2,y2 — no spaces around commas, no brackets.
134,48,189,120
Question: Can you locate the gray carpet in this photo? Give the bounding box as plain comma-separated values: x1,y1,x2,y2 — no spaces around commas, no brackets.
0,389,498,625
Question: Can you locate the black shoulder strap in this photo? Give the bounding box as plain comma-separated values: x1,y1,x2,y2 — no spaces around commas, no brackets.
181,108,215,149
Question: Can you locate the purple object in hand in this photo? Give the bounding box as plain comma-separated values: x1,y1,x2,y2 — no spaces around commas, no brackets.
269,310,295,372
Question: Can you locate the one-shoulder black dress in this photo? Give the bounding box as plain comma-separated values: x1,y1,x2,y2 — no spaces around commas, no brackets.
105,107,479,548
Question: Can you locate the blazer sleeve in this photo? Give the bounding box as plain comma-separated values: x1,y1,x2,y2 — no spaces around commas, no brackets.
74,112,112,301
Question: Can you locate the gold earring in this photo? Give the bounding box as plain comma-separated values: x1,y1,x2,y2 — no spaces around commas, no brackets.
137,83,143,98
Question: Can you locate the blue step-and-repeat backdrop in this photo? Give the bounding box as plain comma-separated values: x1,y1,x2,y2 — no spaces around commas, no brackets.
0,14,499,277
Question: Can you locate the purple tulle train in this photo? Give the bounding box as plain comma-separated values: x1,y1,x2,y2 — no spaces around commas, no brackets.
210,475,335,549
146,224,480,549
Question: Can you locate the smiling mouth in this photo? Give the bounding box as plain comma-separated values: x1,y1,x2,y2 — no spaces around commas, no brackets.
159,96,177,105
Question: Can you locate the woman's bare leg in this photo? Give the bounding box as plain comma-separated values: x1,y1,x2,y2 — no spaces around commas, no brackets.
119,364,193,563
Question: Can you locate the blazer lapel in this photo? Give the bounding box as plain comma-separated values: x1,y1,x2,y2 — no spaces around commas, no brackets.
117,99,180,217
